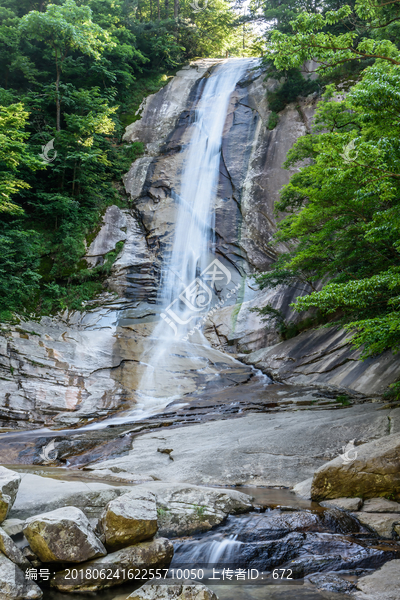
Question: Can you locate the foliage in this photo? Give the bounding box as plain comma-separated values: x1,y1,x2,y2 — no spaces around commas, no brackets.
254,1,400,358
267,110,279,129
266,67,319,112
0,102,43,213
0,0,249,319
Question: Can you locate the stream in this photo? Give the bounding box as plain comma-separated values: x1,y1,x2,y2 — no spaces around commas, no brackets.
38,486,400,599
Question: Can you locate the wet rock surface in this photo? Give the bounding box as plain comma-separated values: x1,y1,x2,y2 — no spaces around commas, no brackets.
172,509,400,577
85,403,396,488
308,573,356,594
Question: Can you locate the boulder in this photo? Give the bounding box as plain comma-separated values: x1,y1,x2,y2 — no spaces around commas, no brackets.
362,498,400,513
355,559,400,599
0,466,21,522
352,512,400,539
293,478,312,500
10,473,130,520
321,497,363,511
125,583,218,600
101,489,158,550
311,433,400,501
1,518,25,535
133,482,252,537
0,525,31,569
23,506,107,563
51,537,174,592
308,573,356,594
0,552,43,599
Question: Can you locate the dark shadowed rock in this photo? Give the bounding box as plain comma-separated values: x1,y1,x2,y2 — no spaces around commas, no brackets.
0,525,30,568
0,553,43,599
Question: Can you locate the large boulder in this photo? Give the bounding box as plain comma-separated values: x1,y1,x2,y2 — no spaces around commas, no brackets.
0,466,21,522
355,559,400,599
101,489,158,550
311,433,400,501
23,506,106,563
125,583,218,600
51,537,174,592
0,553,43,599
132,483,252,538
0,525,31,568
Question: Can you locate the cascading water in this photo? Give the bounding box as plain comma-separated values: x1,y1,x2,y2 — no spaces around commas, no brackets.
134,58,259,410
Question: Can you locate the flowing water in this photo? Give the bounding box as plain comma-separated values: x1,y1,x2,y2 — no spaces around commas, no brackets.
134,58,259,409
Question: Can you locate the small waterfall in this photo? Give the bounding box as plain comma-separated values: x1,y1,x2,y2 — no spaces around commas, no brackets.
134,58,258,409
173,532,243,568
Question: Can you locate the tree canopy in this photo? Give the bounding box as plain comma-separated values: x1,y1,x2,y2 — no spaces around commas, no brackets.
254,0,400,370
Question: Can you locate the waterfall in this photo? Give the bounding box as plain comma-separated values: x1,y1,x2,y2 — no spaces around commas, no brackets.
133,59,257,409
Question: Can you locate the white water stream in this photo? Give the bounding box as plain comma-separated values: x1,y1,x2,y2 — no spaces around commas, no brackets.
131,58,258,414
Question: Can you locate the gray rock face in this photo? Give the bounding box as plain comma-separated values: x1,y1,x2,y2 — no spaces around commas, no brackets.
101,489,158,550
126,583,218,600
355,559,400,599
352,512,400,539
362,498,400,513
51,537,174,592
0,466,21,522
0,525,30,568
85,205,127,267
23,506,107,563
0,553,43,599
133,482,252,538
320,498,363,511
10,473,130,520
91,404,393,488
311,432,400,501
293,479,313,500
1,518,25,535
242,326,400,396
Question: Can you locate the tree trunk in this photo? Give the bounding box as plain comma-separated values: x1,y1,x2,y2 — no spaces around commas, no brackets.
55,70,61,132
174,0,179,19
157,0,160,19
165,0,169,18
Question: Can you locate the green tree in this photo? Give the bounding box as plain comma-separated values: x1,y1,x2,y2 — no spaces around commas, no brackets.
0,102,42,214
20,0,112,130
252,0,400,359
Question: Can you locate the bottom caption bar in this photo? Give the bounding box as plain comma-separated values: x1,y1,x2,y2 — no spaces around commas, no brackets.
23,564,304,586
